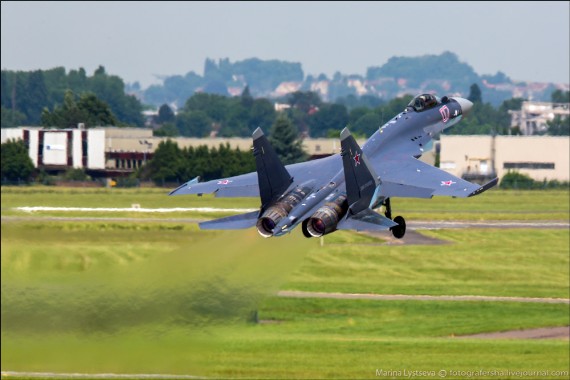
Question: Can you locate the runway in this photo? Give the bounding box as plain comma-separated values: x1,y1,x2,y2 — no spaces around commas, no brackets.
2,215,568,230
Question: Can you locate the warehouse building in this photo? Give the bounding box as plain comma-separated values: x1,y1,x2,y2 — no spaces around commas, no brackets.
440,135,569,182
3,127,565,182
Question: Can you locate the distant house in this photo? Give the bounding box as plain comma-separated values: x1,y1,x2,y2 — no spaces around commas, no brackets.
440,135,569,182
508,101,569,135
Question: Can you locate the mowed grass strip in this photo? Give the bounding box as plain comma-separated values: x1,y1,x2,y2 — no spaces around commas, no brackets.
1,186,259,209
3,328,569,379
3,296,569,378
287,228,570,298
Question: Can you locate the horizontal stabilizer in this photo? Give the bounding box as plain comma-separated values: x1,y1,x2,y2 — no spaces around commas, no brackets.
338,208,398,232
467,177,499,197
199,211,259,230
169,176,200,195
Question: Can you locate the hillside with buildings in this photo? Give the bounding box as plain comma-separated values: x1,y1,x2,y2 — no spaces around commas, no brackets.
134,52,569,109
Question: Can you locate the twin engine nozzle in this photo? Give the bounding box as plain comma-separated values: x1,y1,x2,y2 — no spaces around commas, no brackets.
302,193,348,238
256,187,349,238
256,186,312,238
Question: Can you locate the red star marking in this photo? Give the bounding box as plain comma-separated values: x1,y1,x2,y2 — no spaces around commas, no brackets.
441,180,456,186
354,152,361,166
217,179,232,185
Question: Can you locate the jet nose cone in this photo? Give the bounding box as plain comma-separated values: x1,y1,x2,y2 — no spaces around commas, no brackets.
451,97,473,116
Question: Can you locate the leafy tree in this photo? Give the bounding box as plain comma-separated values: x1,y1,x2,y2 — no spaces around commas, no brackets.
547,115,570,136
157,104,175,124
147,139,184,184
87,66,143,126
41,90,88,128
308,103,349,137
1,106,26,128
64,168,90,181
349,107,370,125
375,95,414,120
366,51,479,93
1,138,34,182
219,99,249,137
551,90,570,103
176,110,212,137
499,171,535,189
287,91,322,113
353,112,382,136
2,66,145,127
467,83,482,104
153,122,179,137
21,70,49,124
250,98,276,130
77,93,118,126
268,114,307,165
41,90,117,127
184,92,228,122
240,86,254,108
499,97,524,112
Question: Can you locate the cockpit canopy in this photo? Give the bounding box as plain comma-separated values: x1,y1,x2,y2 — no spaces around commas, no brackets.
407,94,440,112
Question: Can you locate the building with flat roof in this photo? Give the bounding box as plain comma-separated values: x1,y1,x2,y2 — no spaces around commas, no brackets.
509,101,569,135
440,135,569,182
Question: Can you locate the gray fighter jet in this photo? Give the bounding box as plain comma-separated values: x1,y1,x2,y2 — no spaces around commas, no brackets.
169,94,498,239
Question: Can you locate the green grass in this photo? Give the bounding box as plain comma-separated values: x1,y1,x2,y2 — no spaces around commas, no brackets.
1,188,569,378
288,228,570,298
257,297,570,338
2,186,569,220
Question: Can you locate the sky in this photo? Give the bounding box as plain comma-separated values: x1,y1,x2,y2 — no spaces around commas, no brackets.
2,1,569,89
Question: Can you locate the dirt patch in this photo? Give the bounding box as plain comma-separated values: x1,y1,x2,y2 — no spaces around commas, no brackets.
459,326,570,340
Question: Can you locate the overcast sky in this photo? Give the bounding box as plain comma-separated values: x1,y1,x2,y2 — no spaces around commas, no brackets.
2,1,569,89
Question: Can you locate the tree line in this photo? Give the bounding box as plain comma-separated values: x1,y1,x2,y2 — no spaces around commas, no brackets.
1,66,144,128
143,113,306,185
2,65,568,138
152,85,569,138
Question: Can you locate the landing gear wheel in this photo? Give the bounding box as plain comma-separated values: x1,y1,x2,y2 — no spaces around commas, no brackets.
391,215,406,239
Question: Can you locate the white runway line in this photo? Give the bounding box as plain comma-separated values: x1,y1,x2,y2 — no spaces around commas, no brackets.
15,206,257,213
1,372,202,379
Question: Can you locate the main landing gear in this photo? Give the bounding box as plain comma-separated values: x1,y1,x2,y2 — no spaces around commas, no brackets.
382,198,406,239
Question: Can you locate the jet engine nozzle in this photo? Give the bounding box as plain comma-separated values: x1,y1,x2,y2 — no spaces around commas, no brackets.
255,186,312,238
303,193,348,238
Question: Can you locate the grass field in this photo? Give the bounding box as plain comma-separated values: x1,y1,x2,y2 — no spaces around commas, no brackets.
1,186,569,220
1,186,569,378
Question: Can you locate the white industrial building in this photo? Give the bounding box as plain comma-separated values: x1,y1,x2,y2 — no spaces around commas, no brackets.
1,127,105,170
509,101,569,135
440,135,569,182
2,127,567,183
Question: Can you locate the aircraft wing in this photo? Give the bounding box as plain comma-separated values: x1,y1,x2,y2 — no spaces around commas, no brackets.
375,155,497,198
169,154,341,198
169,172,260,197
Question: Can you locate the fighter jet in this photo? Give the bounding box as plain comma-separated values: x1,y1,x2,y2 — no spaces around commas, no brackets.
169,94,498,239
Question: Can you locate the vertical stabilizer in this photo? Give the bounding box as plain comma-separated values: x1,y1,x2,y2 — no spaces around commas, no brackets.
252,128,293,208
340,127,380,215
